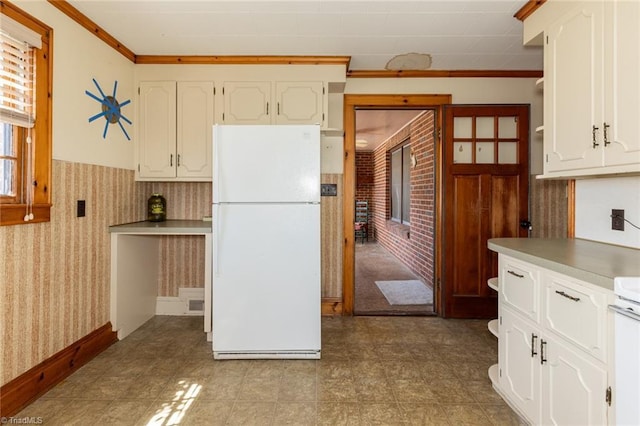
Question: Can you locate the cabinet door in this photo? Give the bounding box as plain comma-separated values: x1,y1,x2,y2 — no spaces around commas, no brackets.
545,2,604,173
541,333,608,426
275,82,324,126
138,81,176,178
603,0,640,167
177,82,214,178
222,82,271,124
500,308,541,424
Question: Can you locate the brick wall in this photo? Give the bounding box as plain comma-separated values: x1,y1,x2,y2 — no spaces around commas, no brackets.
355,151,375,236
369,111,435,287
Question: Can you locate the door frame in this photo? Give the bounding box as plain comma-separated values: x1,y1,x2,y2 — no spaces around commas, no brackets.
342,94,452,315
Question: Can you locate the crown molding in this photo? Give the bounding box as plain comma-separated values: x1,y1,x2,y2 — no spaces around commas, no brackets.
135,55,351,66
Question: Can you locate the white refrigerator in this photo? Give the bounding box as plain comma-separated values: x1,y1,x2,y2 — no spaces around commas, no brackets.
212,124,321,359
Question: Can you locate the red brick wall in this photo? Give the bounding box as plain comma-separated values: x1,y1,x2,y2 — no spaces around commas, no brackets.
369,111,435,287
355,151,375,236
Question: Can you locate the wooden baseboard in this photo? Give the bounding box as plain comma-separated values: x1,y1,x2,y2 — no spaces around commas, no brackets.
0,322,117,417
321,298,343,316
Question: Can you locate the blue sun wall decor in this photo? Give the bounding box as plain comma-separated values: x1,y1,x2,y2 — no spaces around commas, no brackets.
85,78,132,140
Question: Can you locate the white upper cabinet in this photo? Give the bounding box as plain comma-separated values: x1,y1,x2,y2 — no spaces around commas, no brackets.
602,0,640,167
222,82,271,125
275,81,324,125
541,0,640,178
177,82,214,178
138,81,177,179
137,81,214,181
222,81,325,127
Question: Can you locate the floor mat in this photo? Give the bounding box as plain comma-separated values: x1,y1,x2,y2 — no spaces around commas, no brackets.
375,280,433,305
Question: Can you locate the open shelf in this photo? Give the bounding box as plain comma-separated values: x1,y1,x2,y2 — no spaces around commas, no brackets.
536,77,544,88
535,125,544,133
488,277,498,292
488,319,499,338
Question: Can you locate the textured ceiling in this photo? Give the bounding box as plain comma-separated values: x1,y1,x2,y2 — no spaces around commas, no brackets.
67,0,542,71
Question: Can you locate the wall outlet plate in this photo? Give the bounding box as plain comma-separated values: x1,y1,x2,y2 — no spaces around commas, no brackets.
321,183,338,196
77,200,86,217
611,209,624,231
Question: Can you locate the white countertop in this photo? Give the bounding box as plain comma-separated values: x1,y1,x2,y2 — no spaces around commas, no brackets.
488,238,640,291
109,220,212,234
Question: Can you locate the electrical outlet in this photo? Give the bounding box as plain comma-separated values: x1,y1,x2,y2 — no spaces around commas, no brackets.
77,200,86,217
611,209,624,231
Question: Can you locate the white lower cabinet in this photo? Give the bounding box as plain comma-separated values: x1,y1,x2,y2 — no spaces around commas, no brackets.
496,254,612,425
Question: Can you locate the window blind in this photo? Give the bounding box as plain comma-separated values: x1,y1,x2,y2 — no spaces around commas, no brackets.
0,15,40,129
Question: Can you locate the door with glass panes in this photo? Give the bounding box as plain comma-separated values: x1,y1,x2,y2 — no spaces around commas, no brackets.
443,105,529,318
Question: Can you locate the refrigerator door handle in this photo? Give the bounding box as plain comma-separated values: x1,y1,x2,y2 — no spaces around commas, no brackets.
213,204,220,277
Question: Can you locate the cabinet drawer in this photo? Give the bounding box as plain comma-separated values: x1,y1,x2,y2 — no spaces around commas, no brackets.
500,256,541,323
543,273,608,362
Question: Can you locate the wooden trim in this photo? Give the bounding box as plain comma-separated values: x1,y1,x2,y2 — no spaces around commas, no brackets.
343,94,452,315
321,298,343,316
567,179,576,238
347,70,543,79
135,55,351,66
514,0,547,21
1,1,53,227
0,322,117,417
46,0,136,62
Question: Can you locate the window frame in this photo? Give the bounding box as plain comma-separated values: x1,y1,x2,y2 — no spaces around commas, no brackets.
389,141,411,225
0,2,52,226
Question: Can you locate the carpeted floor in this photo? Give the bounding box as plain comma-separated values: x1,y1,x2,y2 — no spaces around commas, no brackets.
355,242,434,315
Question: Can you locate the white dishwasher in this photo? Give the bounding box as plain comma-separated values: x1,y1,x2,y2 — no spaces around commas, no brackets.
609,277,640,426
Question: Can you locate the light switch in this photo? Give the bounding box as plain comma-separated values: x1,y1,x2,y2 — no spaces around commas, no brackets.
321,184,337,196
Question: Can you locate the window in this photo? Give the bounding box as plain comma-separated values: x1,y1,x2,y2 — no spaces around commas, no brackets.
0,4,51,226
390,143,410,224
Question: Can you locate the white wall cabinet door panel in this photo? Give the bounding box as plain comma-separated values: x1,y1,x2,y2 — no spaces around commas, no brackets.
541,333,608,426
603,0,640,167
500,308,541,425
544,2,604,173
222,82,271,124
138,81,177,178
177,82,214,178
275,82,324,126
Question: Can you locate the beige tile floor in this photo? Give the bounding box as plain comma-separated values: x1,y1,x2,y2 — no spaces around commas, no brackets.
18,315,523,425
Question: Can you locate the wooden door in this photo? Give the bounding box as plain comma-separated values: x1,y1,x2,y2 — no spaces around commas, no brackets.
443,105,529,318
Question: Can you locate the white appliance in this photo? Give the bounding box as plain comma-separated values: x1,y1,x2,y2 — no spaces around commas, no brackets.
212,124,321,359
609,277,640,426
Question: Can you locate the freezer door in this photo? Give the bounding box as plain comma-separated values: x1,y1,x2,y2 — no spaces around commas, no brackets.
213,124,320,203
212,203,321,353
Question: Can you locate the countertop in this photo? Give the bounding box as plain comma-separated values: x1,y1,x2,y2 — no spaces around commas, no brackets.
488,238,640,291
109,220,212,234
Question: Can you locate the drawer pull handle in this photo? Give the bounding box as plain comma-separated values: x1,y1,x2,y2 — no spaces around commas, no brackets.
507,270,524,278
540,339,547,364
531,333,538,358
555,290,580,302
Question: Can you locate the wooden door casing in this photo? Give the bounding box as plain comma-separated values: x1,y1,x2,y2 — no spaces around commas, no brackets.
443,105,530,318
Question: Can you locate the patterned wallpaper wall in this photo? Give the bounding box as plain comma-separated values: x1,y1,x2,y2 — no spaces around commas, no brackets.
1,160,147,384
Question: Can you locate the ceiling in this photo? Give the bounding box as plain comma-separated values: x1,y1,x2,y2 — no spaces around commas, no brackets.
64,1,541,150
66,0,542,71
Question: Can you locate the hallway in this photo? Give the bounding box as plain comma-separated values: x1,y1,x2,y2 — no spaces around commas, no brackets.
355,242,434,316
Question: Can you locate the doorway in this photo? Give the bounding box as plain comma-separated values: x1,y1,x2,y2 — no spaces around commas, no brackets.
343,94,451,315
353,109,436,315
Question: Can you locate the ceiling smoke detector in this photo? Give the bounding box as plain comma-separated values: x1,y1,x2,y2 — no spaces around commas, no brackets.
385,53,432,71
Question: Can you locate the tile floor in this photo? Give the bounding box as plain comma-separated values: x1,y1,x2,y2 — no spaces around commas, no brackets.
18,315,523,425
